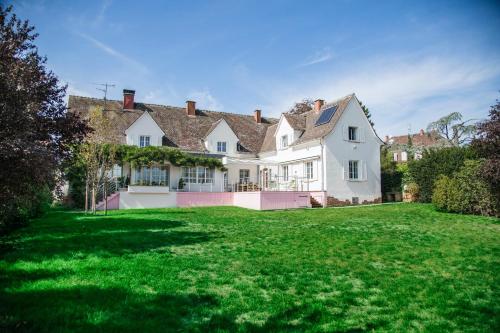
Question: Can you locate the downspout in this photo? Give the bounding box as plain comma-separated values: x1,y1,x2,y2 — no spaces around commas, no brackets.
320,138,325,192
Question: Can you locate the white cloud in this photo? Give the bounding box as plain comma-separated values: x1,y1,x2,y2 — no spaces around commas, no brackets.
77,32,149,74
188,89,223,111
143,86,179,105
299,48,333,67
264,55,500,136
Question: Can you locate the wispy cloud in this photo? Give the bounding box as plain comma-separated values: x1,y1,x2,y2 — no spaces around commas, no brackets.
77,32,149,74
92,0,113,27
188,89,223,110
265,55,500,135
298,48,333,67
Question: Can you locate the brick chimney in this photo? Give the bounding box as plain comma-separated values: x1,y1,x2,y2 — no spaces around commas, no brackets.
385,135,389,142
254,109,262,123
419,129,425,136
314,99,324,113
186,100,196,117
123,89,135,109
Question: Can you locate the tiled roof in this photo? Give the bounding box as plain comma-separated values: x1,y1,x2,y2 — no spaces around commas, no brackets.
388,131,443,147
292,94,354,146
283,113,306,130
259,94,357,153
260,124,279,153
68,96,278,154
68,93,369,156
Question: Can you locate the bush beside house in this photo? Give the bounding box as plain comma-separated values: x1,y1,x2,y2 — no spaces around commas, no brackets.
432,160,497,216
408,146,476,203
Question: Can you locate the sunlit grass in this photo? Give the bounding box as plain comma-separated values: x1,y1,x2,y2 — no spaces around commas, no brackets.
1,204,498,332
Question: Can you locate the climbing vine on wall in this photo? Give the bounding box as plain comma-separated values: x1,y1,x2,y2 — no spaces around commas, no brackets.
115,145,226,169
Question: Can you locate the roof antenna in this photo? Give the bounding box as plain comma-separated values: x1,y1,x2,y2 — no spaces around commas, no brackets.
94,83,115,111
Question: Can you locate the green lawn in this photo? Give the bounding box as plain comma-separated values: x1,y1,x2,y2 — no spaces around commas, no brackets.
0,204,498,332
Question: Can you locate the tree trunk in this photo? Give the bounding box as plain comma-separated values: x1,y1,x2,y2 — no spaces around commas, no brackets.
104,178,108,216
91,185,96,214
84,179,89,214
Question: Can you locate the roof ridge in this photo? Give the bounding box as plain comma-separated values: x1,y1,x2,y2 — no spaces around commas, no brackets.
69,95,279,121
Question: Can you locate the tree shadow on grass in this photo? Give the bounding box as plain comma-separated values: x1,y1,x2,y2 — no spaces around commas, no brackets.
0,285,219,333
1,215,218,262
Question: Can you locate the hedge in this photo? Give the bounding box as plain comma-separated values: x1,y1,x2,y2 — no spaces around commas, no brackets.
408,146,476,202
432,159,497,216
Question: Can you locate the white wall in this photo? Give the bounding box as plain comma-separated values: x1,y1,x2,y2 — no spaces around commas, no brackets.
324,98,382,202
125,112,164,146
204,119,240,155
259,116,324,191
225,163,259,186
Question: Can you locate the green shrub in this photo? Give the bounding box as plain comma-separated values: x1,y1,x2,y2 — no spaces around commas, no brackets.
0,185,53,234
404,182,420,201
408,146,476,202
431,160,497,216
432,175,451,211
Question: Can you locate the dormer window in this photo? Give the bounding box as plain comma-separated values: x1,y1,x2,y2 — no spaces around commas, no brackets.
348,127,357,141
139,135,151,147
280,135,289,149
217,141,227,153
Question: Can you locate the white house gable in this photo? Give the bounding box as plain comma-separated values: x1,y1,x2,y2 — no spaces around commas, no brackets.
274,116,295,150
323,97,382,201
204,119,239,155
125,112,165,147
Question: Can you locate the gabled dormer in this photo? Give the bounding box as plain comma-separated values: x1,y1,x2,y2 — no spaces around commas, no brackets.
274,113,306,150
204,118,239,155
125,111,165,147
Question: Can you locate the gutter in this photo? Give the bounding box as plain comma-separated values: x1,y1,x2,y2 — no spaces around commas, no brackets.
320,138,325,192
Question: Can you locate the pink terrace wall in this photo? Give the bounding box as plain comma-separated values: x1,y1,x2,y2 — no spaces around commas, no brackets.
96,192,120,211
259,192,311,210
177,192,233,208
309,191,327,207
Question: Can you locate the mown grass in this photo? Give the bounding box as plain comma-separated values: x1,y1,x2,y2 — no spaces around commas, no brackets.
0,204,498,332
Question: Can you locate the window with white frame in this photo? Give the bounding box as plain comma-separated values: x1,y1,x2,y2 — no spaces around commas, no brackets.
305,161,313,179
181,167,214,184
217,141,227,152
282,165,289,181
139,135,151,148
348,126,357,141
280,135,288,149
239,169,250,183
401,151,408,161
393,152,398,161
134,165,169,186
349,160,359,180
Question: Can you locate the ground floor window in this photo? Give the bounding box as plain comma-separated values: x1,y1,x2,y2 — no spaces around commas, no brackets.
182,167,214,184
349,160,359,180
134,165,169,186
282,165,289,181
305,161,313,179
239,169,250,183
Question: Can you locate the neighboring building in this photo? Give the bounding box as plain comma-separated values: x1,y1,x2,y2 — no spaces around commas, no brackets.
384,129,444,163
68,90,383,210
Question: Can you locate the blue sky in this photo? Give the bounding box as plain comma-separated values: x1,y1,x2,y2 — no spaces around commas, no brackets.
11,0,500,136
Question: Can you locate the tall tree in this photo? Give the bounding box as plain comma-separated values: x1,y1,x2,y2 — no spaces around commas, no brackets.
471,99,500,203
426,112,476,146
358,100,374,126
0,5,87,230
288,99,313,115
81,107,117,214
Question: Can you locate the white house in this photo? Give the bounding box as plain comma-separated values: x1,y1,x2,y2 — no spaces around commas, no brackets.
68,89,383,210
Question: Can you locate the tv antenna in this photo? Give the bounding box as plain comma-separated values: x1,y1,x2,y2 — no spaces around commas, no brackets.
94,83,115,111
